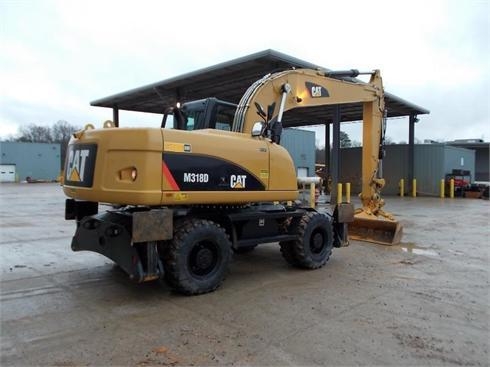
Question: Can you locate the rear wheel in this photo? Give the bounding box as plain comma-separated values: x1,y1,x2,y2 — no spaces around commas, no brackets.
162,219,231,295
280,212,333,269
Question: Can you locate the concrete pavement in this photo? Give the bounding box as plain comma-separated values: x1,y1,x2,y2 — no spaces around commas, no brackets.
1,183,488,366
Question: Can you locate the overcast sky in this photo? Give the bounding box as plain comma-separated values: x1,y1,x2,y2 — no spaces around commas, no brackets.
1,0,488,145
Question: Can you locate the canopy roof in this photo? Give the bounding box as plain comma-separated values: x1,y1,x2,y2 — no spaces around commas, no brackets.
91,49,429,126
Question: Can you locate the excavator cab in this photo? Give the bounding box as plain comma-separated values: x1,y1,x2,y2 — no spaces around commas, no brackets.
162,98,236,131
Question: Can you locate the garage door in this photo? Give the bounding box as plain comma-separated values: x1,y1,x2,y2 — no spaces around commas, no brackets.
297,167,308,177
0,164,16,182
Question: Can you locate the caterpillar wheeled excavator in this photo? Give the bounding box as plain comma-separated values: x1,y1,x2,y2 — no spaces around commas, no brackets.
63,68,401,295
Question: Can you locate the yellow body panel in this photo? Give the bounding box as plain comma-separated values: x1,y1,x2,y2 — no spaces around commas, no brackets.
160,129,298,205
269,142,298,190
63,128,164,205
63,127,298,206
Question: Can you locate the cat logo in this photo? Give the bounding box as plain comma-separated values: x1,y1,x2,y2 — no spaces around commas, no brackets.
65,144,97,187
230,174,247,189
305,81,329,98
67,149,89,182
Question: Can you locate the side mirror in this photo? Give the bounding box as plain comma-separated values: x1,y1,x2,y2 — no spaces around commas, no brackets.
254,102,266,119
251,121,264,137
267,102,276,121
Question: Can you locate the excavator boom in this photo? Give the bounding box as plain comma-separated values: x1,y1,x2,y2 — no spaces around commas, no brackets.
233,68,402,245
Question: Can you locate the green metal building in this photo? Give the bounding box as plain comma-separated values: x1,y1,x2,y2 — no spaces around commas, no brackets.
339,144,476,196
282,128,316,178
0,142,60,182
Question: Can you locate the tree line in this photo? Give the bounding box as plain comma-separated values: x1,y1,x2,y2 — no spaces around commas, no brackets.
4,121,81,169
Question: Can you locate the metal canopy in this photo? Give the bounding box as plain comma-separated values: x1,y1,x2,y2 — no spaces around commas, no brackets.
91,49,429,126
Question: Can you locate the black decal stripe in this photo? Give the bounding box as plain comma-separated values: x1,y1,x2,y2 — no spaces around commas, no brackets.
163,152,265,191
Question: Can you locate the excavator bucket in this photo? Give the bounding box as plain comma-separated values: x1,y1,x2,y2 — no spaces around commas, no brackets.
348,213,403,246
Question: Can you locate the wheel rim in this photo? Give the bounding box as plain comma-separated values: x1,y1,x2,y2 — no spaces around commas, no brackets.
188,240,220,277
310,228,326,254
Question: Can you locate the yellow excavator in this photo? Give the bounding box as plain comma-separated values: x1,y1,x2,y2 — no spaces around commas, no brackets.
63,68,401,295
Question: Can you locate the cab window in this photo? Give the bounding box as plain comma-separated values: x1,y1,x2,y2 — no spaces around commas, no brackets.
214,104,235,131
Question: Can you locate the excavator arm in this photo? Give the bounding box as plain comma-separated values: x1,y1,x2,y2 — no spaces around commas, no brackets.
233,68,402,245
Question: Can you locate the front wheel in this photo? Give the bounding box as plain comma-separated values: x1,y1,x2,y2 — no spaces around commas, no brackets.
280,212,333,269
162,219,232,295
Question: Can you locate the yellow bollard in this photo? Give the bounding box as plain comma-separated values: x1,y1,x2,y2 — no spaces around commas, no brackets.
337,183,343,205
412,179,417,197
440,179,445,198
450,178,454,198
400,179,405,197
345,182,351,203
309,183,316,208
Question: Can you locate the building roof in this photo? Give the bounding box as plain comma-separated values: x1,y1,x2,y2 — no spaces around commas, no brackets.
447,140,490,149
91,49,430,126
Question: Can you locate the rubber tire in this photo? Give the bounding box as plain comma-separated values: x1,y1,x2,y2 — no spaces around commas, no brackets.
162,219,231,295
280,212,333,269
279,240,301,267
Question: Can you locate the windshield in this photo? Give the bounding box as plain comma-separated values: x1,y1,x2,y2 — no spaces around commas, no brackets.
213,103,235,131
163,106,203,130
163,99,237,131
184,110,201,130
